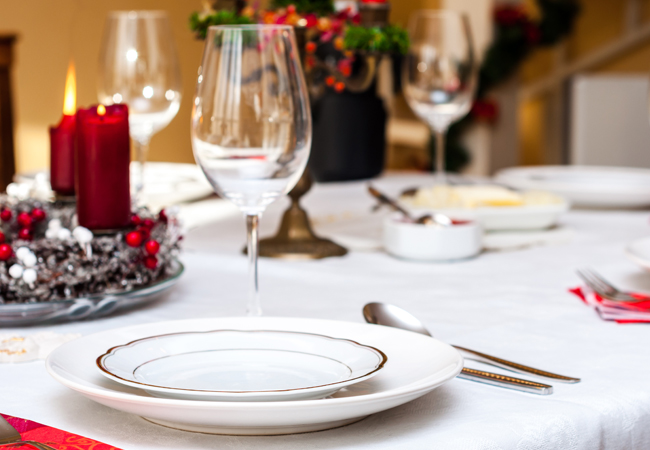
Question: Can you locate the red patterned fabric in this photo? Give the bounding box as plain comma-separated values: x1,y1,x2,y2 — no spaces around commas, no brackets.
0,414,121,450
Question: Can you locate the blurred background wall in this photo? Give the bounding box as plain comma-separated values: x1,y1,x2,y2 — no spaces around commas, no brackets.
2,0,650,174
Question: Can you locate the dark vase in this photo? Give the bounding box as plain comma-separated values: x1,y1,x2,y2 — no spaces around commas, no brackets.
309,84,387,182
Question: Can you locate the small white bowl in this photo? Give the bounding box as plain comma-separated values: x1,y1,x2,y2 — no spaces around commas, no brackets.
383,214,482,261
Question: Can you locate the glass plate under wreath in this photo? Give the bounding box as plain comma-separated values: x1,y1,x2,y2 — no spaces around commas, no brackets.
0,259,184,327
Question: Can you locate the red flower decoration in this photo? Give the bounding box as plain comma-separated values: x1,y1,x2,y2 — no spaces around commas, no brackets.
494,5,527,27
524,22,541,45
471,99,499,123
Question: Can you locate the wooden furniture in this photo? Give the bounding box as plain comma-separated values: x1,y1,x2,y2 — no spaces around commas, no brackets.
0,34,16,191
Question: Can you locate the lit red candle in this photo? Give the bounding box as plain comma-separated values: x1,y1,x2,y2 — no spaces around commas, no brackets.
76,104,131,231
49,62,76,196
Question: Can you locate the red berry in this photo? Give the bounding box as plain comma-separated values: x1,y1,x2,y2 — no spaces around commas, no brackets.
17,228,31,241
144,255,158,269
145,240,160,255
0,209,12,222
142,218,155,229
131,214,142,226
0,243,11,260
31,208,46,222
125,231,143,247
158,209,168,223
17,212,32,228
138,227,150,240
305,41,317,53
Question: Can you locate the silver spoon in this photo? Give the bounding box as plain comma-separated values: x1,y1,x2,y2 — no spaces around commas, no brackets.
367,185,452,227
363,303,579,394
364,302,580,383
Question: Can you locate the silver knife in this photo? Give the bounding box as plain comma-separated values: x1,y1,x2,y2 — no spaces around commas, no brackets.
454,346,581,384
458,367,553,395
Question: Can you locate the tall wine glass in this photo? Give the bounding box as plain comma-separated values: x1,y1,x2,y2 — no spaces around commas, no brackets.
98,10,182,200
403,10,477,183
192,25,311,316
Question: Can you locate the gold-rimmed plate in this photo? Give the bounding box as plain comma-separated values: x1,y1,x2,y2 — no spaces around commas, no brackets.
97,329,387,402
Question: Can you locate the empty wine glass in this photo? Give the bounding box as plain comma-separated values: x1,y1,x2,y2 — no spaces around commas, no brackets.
98,10,182,200
403,10,477,183
192,25,311,316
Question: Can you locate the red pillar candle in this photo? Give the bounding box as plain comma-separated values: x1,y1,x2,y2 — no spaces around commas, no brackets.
76,104,131,230
49,63,76,196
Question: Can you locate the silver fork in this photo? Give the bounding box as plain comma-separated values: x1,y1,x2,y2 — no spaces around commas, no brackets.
0,416,57,450
577,268,648,303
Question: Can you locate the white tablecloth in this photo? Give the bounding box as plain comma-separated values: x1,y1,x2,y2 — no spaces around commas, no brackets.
3,174,650,450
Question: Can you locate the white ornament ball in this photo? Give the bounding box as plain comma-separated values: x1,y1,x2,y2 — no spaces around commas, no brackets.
72,226,93,244
8,264,23,279
48,219,62,230
57,228,72,240
15,247,31,261
22,252,37,268
22,268,37,284
45,229,58,239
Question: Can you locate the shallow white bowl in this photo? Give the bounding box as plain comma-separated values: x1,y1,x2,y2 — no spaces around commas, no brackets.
383,215,482,261
97,329,386,402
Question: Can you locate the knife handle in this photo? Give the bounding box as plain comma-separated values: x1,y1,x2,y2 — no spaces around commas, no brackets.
458,368,553,395
454,345,580,384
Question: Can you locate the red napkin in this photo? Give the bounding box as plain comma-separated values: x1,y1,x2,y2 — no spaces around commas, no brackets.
0,414,122,450
570,286,650,323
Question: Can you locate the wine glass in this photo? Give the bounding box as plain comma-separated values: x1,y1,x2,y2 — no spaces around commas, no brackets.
98,10,182,200
191,25,311,316
403,10,477,183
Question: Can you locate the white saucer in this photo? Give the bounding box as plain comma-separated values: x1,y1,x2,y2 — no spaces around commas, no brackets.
496,165,650,208
46,317,462,435
97,329,386,402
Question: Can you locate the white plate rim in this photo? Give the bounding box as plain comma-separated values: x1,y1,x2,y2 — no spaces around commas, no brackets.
46,317,463,410
496,165,650,194
96,329,387,396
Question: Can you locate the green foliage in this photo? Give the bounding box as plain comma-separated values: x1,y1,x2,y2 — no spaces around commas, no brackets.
343,25,409,55
270,0,334,15
189,11,254,40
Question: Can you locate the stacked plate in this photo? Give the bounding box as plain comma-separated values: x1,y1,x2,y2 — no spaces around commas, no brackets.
46,317,463,435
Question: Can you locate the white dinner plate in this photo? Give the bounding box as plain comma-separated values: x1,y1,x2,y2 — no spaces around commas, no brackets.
495,166,650,208
626,237,650,272
46,317,462,436
97,329,386,402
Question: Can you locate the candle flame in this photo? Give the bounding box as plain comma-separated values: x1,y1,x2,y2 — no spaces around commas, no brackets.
62,62,76,116
97,104,106,116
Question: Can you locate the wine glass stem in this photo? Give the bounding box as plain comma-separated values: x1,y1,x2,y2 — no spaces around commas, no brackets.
434,130,447,183
133,138,151,204
246,213,262,317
